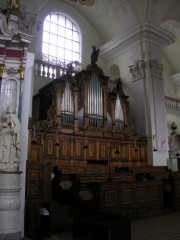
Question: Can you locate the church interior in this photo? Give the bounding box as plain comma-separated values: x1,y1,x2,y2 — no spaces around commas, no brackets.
0,0,180,239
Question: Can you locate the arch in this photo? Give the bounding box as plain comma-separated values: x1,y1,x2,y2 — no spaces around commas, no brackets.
42,12,81,65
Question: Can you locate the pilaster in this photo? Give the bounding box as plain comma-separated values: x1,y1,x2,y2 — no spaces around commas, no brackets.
100,21,176,166
0,5,34,238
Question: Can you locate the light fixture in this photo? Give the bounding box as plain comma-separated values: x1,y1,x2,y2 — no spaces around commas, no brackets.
114,148,120,154
134,147,138,152
31,139,37,145
31,125,37,144
176,152,180,157
83,144,88,149
55,132,60,146
153,147,157,152
83,133,88,149
146,134,157,152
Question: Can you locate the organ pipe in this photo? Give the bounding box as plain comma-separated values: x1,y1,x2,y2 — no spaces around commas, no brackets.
88,73,103,127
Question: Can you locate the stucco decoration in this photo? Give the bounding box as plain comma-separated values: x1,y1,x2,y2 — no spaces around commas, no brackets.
68,0,95,6
146,0,159,22
161,20,180,36
129,60,145,81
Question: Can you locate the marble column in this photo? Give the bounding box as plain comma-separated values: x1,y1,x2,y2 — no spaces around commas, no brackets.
0,172,22,240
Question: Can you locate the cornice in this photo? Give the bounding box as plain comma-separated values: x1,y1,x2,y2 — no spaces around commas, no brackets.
170,73,180,85
100,21,176,61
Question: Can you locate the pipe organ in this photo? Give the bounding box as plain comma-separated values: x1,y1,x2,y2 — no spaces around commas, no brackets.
26,56,180,224
28,59,148,179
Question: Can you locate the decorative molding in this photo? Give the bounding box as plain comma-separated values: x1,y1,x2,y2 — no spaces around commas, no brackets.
129,60,145,81
170,73,180,86
149,59,163,80
100,21,175,61
68,0,95,6
0,13,33,45
146,0,159,22
161,20,180,36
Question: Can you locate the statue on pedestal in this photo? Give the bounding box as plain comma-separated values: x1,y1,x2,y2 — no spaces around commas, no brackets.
0,106,20,172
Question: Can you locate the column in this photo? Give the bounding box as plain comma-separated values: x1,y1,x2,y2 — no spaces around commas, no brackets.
100,21,177,166
129,22,175,166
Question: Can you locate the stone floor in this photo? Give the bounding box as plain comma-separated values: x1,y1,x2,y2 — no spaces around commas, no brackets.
24,211,180,240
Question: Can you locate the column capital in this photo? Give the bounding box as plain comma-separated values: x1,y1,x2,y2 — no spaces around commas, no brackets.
129,60,145,81
149,60,163,80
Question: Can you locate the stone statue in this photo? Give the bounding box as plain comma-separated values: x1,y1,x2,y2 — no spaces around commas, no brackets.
0,106,20,172
91,46,99,65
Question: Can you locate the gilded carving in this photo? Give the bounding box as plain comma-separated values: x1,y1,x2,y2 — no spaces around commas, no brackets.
0,64,5,79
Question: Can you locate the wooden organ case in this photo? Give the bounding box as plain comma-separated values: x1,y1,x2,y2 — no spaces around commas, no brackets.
26,60,148,200
25,57,180,237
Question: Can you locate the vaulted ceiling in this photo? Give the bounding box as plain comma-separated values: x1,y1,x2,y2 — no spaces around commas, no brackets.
22,0,180,74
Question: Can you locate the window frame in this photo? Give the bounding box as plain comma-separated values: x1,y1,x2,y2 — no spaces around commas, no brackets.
42,12,82,66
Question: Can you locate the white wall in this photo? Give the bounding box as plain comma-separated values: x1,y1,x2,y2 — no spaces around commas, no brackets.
19,52,35,238
32,0,104,68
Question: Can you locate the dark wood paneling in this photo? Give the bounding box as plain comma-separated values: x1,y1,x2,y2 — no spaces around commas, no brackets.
104,190,118,207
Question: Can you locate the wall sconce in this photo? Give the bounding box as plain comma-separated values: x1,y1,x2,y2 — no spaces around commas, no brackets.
83,144,88,149
84,133,88,149
31,125,37,144
134,147,138,152
176,151,180,158
153,147,157,152
152,134,157,152
55,132,60,146
133,133,139,152
146,134,157,152
114,148,120,154
31,139,37,144
107,145,121,182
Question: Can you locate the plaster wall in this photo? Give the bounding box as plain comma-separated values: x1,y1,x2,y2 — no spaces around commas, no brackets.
30,0,104,69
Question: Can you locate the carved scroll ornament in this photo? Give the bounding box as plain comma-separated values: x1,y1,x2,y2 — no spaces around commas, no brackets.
129,60,145,81
149,59,163,80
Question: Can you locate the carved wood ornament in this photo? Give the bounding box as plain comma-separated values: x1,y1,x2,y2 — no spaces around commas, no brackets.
27,48,148,185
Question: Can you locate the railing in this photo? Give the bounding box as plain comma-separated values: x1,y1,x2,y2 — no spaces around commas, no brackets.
34,58,180,113
34,58,83,79
165,96,180,111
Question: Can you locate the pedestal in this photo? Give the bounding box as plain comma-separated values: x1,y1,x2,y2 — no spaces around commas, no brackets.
0,172,22,240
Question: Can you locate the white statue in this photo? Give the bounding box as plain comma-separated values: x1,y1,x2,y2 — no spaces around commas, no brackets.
0,106,20,172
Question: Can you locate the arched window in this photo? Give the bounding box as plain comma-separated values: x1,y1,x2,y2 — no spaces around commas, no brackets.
42,13,81,65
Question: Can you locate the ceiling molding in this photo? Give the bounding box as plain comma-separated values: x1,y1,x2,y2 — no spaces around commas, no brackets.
100,21,176,61
68,0,95,6
170,73,180,86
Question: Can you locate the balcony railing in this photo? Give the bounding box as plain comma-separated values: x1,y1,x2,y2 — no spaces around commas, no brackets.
34,57,180,113
165,96,180,111
34,57,83,79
